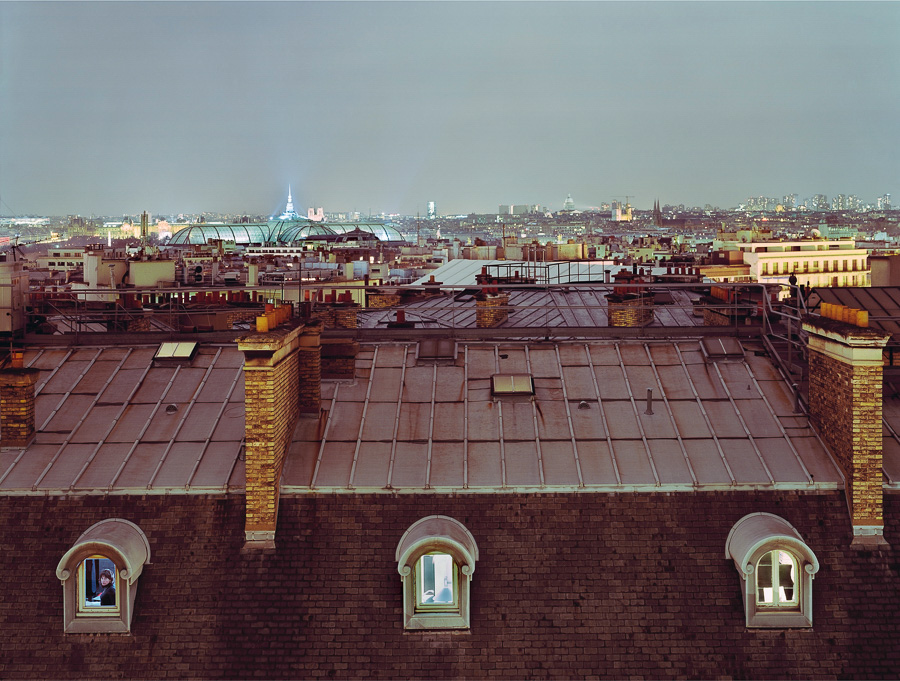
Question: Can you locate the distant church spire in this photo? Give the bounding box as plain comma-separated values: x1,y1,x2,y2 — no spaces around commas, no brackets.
286,185,294,214
279,185,301,220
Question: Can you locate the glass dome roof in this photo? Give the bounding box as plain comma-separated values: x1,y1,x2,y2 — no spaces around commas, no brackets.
166,220,407,246
168,223,274,246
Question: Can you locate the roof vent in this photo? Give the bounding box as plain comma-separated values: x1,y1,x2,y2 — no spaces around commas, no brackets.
154,341,198,366
417,338,457,362
491,374,534,396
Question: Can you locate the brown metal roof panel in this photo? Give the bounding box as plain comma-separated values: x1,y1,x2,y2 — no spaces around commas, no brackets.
372,344,409,368
535,401,573,440
555,344,589,368
717,363,757,398
528,347,562,377
327,402,364,441
401,366,436,402
121,348,157,369
348,442,392,488
175,402,223,441
227,456,245,488
142,405,188,443
467,401,500,441
187,440,242,488
593,365,629,400
791,437,842,483
396,402,431,442
755,377,797,417
734,400,784,438
0,445,56,489
163,368,207,403
313,442,355,487
331,380,369,402
540,440,580,485
228,377,245,403
603,401,640,439
131,367,178,403
40,361,90,394
501,401,537,441
282,439,316,487
676,344,704,364
754,438,809,482
291,412,323,444
578,441,617,484
34,443,95,489
73,442,131,489
587,345,621,366
682,439,733,484
466,441,502,486
429,442,465,487
618,344,651,366
40,394,94,433
195,368,242,403
504,441,541,486
71,361,120,394
668,401,713,438
623,365,659,395
745,353,782,382
719,439,771,483
391,442,429,488
105,403,156,442
152,442,204,488
647,344,682,366
637,406,677,439
360,402,401,441
97,369,145,404
569,404,606,439
464,346,497,378
35,393,59,431
431,402,465,441
114,442,167,487
70,405,122,443
703,401,748,438
434,365,465,402
533,377,564,402
497,348,528,374
611,440,656,484
883,437,900,486
368,367,403,402
655,366,694,400
26,349,69,371
648,439,693,484
686,365,730,400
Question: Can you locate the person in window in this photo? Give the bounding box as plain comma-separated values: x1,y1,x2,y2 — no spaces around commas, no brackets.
92,569,116,606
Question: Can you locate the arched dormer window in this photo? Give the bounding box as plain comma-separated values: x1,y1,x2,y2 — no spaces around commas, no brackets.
396,516,478,630
56,519,150,634
725,513,819,628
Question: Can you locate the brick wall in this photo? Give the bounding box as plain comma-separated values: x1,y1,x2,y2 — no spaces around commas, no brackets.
368,293,401,309
3,492,900,679
475,293,509,328
0,368,40,446
608,294,654,327
804,319,891,535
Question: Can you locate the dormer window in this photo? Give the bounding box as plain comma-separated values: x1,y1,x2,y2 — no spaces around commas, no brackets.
56,519,150,634
725,513,819,628
491,374,534,396
396,516,478,630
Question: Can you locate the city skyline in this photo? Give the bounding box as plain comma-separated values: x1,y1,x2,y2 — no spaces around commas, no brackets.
1,1,898,217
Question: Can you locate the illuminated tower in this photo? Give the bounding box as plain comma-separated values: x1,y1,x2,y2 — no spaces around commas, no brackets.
279,186,301,220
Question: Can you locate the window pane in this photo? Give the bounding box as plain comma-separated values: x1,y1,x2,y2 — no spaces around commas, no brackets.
757,551,774,604
778,551,797,604
417,553,455,606
81,556,118,610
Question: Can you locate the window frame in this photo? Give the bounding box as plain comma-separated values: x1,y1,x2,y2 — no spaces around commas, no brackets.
725,513,819,628
56,519,150,634
396,516,478,630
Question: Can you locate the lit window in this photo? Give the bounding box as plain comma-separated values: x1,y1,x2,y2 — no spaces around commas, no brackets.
755,550,798,607
725,513,818,628
396,516,478,630
56,519,150,634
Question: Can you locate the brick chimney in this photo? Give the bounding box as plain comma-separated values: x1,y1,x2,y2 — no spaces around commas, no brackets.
803,308,891,546
238,320,321,549
0,352,40,447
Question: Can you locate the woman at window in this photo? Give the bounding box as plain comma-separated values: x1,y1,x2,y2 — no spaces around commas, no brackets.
91,569,116,606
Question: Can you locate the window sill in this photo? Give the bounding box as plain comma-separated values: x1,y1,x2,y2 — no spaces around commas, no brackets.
405,612,470,630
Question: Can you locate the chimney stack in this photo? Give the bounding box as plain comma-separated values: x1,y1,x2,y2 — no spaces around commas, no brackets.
803,310,890,546
0,353,40,447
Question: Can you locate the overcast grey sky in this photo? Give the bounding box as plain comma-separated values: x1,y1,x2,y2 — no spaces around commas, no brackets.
1,1,898,217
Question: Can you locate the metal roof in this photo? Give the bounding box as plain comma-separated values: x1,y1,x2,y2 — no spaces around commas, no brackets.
283,338,845,493
8,335,900,495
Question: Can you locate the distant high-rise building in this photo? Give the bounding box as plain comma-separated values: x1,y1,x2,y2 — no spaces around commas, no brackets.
427,201,436,220
812,194,829,211
877,194,892,210
782,194,797,210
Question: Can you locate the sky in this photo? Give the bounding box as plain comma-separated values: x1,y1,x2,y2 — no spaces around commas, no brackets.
1,1,898,217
